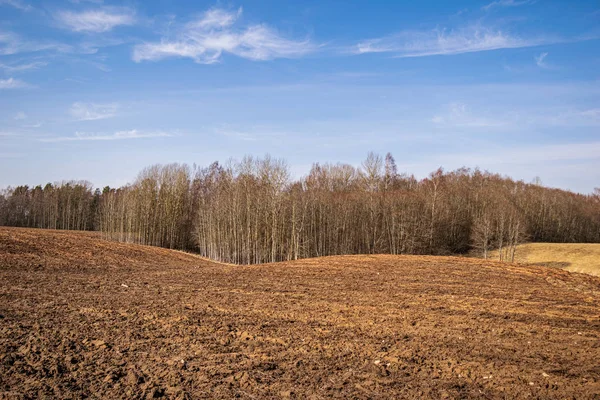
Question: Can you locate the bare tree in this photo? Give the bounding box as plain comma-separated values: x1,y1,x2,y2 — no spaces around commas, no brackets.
3,153,600,264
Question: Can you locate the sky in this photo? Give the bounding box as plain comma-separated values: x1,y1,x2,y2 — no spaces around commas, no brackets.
0,0,599,193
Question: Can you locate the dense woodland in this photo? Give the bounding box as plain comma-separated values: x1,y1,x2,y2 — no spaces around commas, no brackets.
2,153,599,264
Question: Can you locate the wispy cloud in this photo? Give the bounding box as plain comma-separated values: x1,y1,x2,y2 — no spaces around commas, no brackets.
133,7,315,64
432,102,506,128
534,107,600,127
41,129,173,142
70,102,118,121
0,77,30,89
70,57,111,72
535,51,549,68
433,102,600,130
77,36,126,55
0,0,32,11
579,108,600,119
0,30,71,55
56,7,136,33
354,25,556,57
482,0,534,12
0,28,124,59
14,112,27,120
0,61,47,73
216,126,286,142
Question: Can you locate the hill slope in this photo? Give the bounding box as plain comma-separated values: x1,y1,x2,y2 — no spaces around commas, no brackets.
1,227,599,399
507,242,600,277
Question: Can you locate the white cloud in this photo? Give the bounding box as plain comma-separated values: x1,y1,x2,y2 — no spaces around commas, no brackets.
56,7,136,33
0,61,47,73
482,0,534,11
0,0,32,11
196,7,242,29
77,36,126,55
133,7,315,64
535,52,549,68
0,29,121,57
216,126,286,142
354,25,554,57
41,129,173,142
536,108,600,127
14,112,27,120
431,101,600,130
0,77,30,89
70,102,118,121
432,102,507,128
0,30,71,55
579,108,600,119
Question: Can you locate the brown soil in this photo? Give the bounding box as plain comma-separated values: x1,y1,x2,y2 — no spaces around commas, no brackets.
1,227,599,399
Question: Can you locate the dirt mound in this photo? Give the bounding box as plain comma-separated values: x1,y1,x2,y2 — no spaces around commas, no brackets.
0,228,208,272
1,227,599,399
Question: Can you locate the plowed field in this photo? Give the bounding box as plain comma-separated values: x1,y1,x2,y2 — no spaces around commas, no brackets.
1,227,599,399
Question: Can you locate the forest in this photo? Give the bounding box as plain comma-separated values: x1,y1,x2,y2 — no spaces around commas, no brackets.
1,153,599,264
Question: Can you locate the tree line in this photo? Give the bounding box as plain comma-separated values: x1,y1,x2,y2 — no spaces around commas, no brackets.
0,181,99,231
1,153,599,264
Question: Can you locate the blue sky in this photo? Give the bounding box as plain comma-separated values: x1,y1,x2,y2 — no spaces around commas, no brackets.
0,0,599,193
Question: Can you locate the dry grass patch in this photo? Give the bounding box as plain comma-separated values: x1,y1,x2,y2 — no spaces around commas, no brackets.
499,243,600,277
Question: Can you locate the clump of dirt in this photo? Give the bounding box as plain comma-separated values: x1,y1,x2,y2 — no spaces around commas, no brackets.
1,227,599,399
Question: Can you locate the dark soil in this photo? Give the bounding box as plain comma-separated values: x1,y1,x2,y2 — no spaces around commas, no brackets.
1,227,599,399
